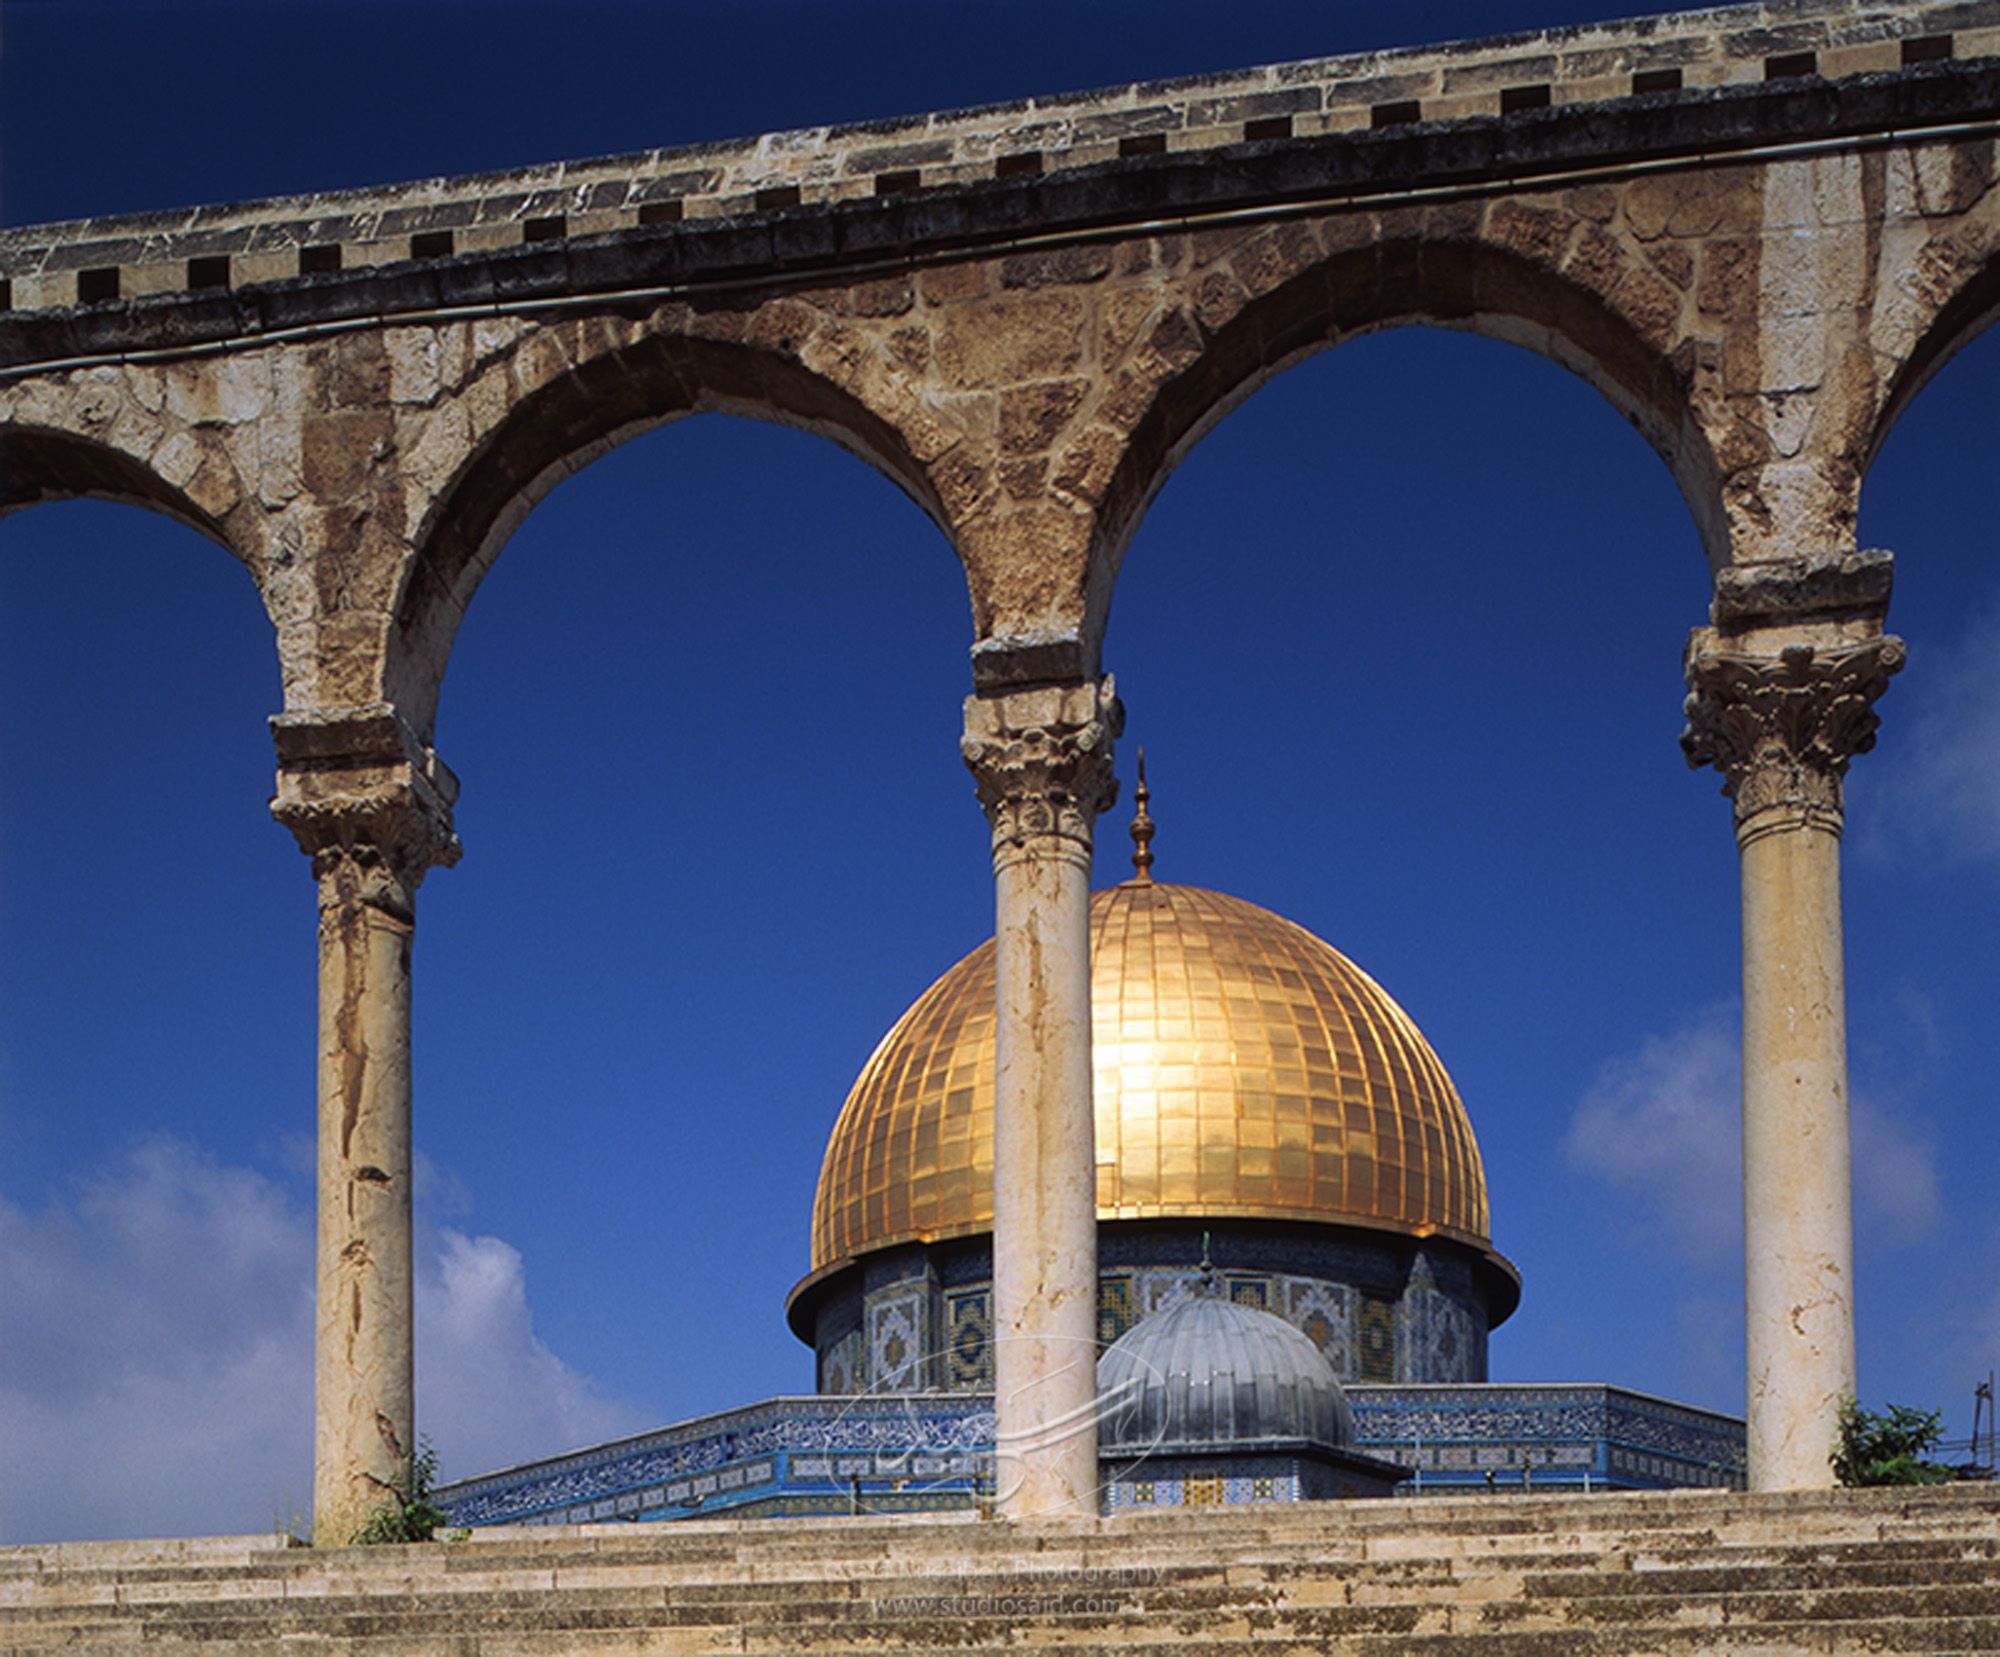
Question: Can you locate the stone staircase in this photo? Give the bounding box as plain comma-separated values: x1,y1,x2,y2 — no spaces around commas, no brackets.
5,1485,1999,1655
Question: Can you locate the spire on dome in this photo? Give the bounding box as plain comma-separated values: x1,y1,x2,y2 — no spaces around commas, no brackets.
1130,748,1156,883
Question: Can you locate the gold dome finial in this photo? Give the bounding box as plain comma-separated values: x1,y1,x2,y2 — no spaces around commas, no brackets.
1130,748,1155,883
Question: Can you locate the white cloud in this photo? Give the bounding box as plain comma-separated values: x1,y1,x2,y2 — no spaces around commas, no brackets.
1870,602,2000,868
417,1230,646,1483
0,1139,314,1545
1564,1008,1742,1263
1852,1097,1943,1243
0,1137,649,1544
1565,1008,1941,1261
1936,1228,2000,1408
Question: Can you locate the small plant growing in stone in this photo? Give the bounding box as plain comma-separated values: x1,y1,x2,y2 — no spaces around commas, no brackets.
269,1498,311,1546
1831,1398,1954,1487
353,1438,450,1543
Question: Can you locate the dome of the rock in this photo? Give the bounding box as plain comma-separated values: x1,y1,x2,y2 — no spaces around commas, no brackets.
788,858,1517,1398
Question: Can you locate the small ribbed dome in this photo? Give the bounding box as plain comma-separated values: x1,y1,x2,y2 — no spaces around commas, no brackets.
1097,1293,1354,1456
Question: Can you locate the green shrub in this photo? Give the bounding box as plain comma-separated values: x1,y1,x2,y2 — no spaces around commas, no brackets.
353,1439,449,1544
1831,1399,1955,1487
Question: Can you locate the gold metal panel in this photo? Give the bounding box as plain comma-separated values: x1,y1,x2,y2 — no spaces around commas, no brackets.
808,881,1494,1270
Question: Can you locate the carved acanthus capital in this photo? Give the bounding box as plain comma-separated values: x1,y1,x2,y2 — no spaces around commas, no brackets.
270,704,461,919
1681,632,1905,843
962,677,1123,857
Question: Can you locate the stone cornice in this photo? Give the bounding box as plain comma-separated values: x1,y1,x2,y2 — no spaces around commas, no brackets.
1710,549,1895,630
5,53,1997,369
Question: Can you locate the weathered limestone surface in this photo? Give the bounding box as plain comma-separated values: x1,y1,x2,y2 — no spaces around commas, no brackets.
1,0,1994,1525
0,26,1993,722
4,1487,2000,1654
964,679,1121,1518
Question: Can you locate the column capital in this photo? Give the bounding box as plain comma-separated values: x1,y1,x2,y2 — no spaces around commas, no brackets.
1681,632,1904,844
961,676,1123,858
270,703,461,918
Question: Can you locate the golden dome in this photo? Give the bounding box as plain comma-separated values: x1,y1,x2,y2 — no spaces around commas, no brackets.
807,880,1498,1276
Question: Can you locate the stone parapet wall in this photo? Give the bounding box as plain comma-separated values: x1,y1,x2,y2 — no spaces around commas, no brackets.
1350,1381,1747,1490
432,1394,995,1527
429,1382,1745,1528
1,0,1993,314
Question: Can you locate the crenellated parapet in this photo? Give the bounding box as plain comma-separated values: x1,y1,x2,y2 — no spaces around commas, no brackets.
0,0,1993,319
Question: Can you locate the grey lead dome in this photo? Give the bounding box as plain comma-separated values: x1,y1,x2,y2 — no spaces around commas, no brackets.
1097,1294,1355,1457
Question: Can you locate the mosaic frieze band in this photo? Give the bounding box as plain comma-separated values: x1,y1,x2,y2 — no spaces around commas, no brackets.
811,1230,1491,1396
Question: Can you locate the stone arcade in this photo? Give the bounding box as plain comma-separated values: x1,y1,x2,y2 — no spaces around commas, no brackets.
3,0,1996,1541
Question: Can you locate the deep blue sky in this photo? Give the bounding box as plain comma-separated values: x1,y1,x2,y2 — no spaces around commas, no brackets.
1,1,1995,1541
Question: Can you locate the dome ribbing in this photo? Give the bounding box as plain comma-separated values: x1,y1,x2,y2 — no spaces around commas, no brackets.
808,881,1497,1273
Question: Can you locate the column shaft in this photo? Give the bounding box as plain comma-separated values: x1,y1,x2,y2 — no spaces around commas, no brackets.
1682,569,1901,1493
1739,820,1854,1490
990,837,1099,1517
962,677,1120,1520
272,704,459,1543
313,856,416,1544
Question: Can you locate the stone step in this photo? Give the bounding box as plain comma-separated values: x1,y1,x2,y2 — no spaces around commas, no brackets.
11,1525,1990,1614
0,1543,1893,1614
10,1574,1999,1646
0,1573,1264,1626
66,1506,1984,1576
15,1537,1981,1611
8,1616,2000,1657
8,1490,2000,1656
436,1486,2000,1549
17,1608,1997,1657
1344,1556,1998,1607
1534,1582,2000,1628
21,1521,1991,1585
1528,1553,2000,1596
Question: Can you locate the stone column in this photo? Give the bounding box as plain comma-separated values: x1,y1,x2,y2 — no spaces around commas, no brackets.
1682,551,1902,1492
271,705,460,1544
962,678,1121,1519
